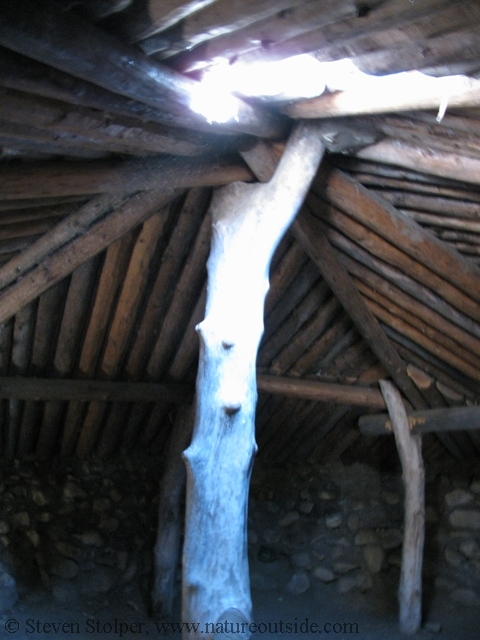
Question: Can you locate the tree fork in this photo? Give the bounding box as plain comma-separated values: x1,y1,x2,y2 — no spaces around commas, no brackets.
181,122,325,639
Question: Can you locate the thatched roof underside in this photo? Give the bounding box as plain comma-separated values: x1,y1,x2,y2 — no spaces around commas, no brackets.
0,0,479,466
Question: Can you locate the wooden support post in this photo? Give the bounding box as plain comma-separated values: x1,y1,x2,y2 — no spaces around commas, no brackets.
182,122,325,639
380,380,425,636
152,404,194,618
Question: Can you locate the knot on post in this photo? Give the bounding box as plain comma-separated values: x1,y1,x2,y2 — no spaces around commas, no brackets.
223,403,241,416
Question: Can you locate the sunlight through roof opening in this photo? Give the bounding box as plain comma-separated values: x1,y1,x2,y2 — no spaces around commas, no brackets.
189,54,327,123
189,54,479,125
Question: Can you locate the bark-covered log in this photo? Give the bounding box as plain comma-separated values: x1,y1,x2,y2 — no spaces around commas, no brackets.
380,380,425,635
182,122,325,639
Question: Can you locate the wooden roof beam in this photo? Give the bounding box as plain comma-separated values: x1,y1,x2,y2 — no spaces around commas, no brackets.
0,375,192,404
318,168,480,308
283,73,480,119
292,209,427,410
0,373,386,409
163,0,355,69
0,0,286,139
257,373,385,409
0,87,215,157
0,155,253,200
0,47,219,134
356,139,480,187
136,0,304,57
359,405,480,435
0,189,183,325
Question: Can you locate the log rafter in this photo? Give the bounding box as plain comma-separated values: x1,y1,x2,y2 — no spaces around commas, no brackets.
0,189,183,325
318,168,480,307
0,0,286,139
292,209,426,409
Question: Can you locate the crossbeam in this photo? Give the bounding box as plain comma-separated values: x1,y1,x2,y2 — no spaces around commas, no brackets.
359,405,480,435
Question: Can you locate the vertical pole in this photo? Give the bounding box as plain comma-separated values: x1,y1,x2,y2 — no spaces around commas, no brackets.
152,404,194,617
380,380,425,635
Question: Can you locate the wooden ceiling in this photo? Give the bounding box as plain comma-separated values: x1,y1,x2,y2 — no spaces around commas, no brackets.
0,0,479,465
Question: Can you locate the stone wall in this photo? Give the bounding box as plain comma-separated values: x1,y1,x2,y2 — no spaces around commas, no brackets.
0,456,161,614
247,459,480,609
0,455,479,615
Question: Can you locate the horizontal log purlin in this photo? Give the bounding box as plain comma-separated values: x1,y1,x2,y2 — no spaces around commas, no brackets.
359,405,480,435
257,375,385,409
108,0,218,43
358,285,480,381
0,374,387,409
0,197,88,213
310,195,480,324
331,155,480,193
340,251,480,360
348,172,480,204
398,210,480,234
371,116,480,162
384,324,480,398
0,376,193,404
0,0,285,139
352,23,480,76
0,132,108,161
0,155,254,200
242,0,465,65
375,190,480,220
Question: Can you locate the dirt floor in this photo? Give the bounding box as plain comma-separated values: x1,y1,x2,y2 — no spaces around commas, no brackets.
1,564,478,640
